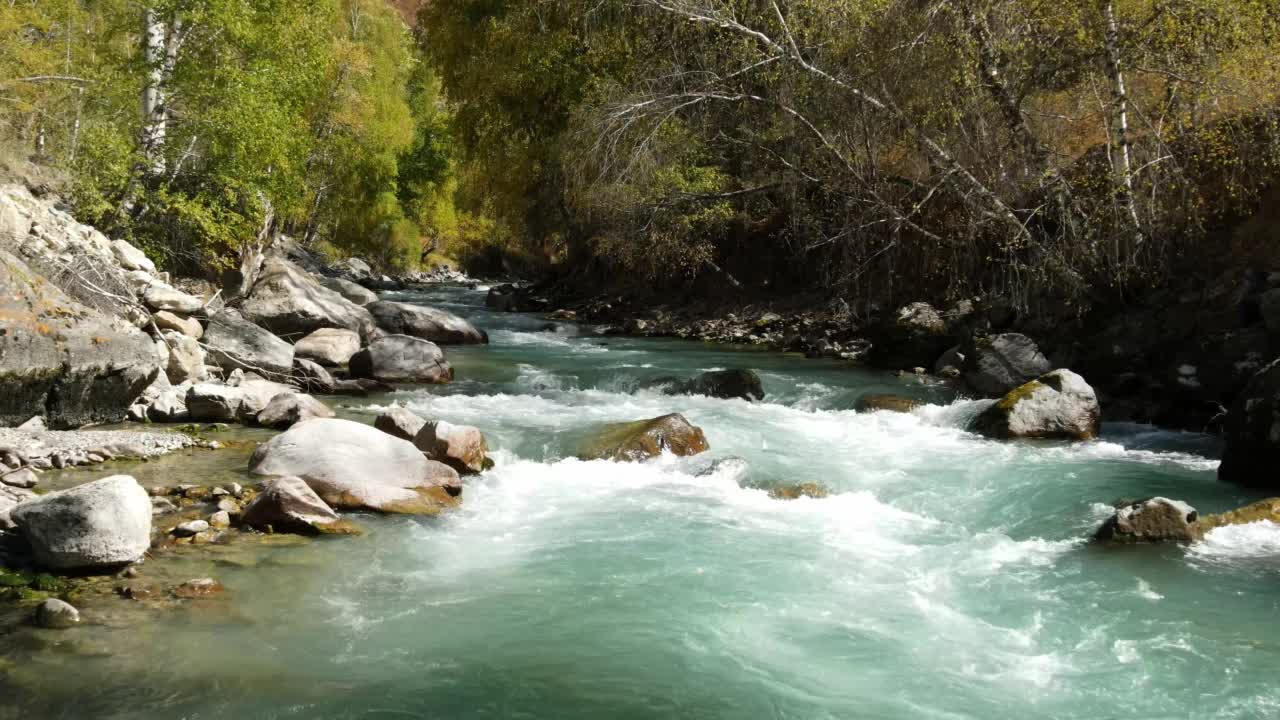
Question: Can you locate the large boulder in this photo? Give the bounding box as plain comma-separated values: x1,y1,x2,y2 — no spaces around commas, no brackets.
963,333,1051,397
373,407,427,441
1219,359,1280,489
662,369,764,402
333,257,373,282
186,377,298,423
0,250,159,428
1198,498,1280,531
248,418,460,514
579,413,710,461
292,358,335,394
240,256,376,341
162,331,207,385
142,282,205,315
10,475,152,569
318,276,378,306
970,369,1100,440
293,327,361,367
255,393,334,428
413,421,491,474
203,308,294,377
867,302,953,369
365,301,487,345
240,476,342,534
152,310,203,339
349,335,453,384
1094,497,1202,544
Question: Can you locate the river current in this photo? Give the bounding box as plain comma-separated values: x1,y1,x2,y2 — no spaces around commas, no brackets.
5,285,1279,719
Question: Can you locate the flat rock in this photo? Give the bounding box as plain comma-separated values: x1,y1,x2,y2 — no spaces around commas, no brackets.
365,301,487,345
142,283,205,315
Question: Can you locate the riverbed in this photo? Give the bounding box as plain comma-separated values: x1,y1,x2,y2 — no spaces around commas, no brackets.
3,285,1278,719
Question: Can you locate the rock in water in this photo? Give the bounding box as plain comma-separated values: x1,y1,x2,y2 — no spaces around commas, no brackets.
413,421,491,474
240,476,342,534
855,394,923,413
172,519,209,537
1095,497,1202,543
365,301,488,345
662,369,764,402
1198,498,1280,531
579,413,710,461
293,328,362,367
203,309,295,377
249,418,460,514
255,393,334,428
318,276,378,306
10,475,152,569
348,335,453,384
1219,359,1280,489
0,250,159,429
963,333,1051,397
239,256,377,340
970,369,1100,440
34,598,81,629
374,408,428,441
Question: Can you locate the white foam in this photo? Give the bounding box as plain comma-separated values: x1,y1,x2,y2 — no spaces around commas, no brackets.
1189,521,1280,560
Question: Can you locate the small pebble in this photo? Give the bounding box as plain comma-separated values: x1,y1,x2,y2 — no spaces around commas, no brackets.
208,511,231,528
172,520,210,537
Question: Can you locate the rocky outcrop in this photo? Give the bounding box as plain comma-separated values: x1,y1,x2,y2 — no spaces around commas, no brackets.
248,418,460,514
240,256,376,340
855,394,923,413
365,301,488,345
413,420,491,474
579,413,710,461
240,476,343,534
293,327,361,367
318,276,378,306
349,335,453,384
373,407,427,442
203,308,294,377
152,310,203,339
1219,359,1280,489
963,333,1052,397
867,302,953,369
0,250,159,428
1197,497,1280,531
186,375,298,424
1094,497,1202,544
255,393,334,428
970,369,1100,440
10,475,152,569
660,369,764,402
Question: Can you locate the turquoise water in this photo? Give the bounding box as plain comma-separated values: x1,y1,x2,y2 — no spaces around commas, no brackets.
4,285,1279,719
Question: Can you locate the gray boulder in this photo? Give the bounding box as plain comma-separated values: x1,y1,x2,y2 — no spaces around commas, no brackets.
142,283,205,315
110,239,155,273
162,331,207,385
366,301,488,345
1095,497,1202,543
203,308,294,377
11,475,152,569
249,418,459,514
0,250,159,429
333,257,373,282
240,476,342,534
292,358,336,394
255,393,335,428
293,327,361,367
349,335,453,384
660,369,764,402
963,333,1051,397
240,256,376,340
318,276,378,306
186,377,298,423
373,407,427,441
152,310,203,339
970,369,1100,440
413,420,491,474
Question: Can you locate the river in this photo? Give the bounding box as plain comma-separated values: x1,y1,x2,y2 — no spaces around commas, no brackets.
5,284,1279,719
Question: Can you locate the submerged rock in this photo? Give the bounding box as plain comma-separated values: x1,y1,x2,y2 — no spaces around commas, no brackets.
661,369,765,402
1219,359,1280,489
1095,497,1202,544
413,421,491,474
240,476,343,534
579,413,710,461
374,407,427,442
11,475,152,569
172,578,224,599
855,394,922,413
0,250,159,428
963,333,1051,397
768,482,830,500
293,327,361,367
366,301,488,345
34,598,81,629
203,309,295,377
349,335,453,384
970,370,1100,440
249,418,460,514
